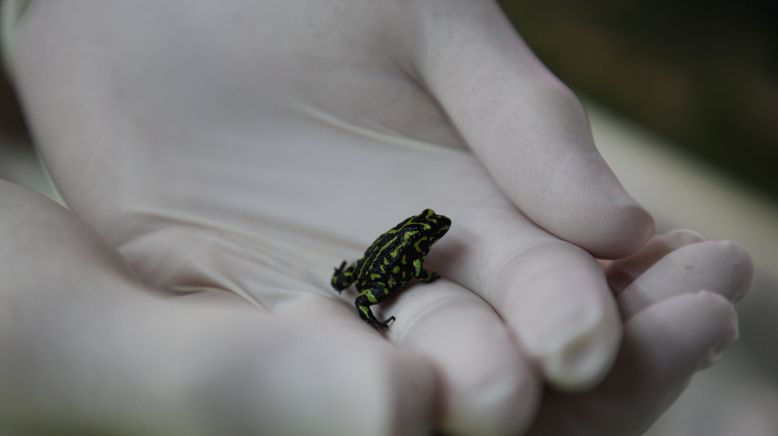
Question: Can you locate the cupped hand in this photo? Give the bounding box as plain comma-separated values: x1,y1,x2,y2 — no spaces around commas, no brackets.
1,1,751,435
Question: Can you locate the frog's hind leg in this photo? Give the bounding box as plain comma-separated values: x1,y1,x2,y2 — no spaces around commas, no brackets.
355,289,395,329
331,260,357,292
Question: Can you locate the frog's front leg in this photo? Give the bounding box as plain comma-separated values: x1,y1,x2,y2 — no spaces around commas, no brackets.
417,269,441,283
355,288,395,329
331,260,357,292
412,258,441,283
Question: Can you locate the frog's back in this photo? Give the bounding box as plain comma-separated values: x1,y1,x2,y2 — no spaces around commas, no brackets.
354,218,417,287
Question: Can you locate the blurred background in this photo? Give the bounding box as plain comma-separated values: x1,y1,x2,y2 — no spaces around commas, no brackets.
498,1,778,434
1,1,777,434
501,0,778,203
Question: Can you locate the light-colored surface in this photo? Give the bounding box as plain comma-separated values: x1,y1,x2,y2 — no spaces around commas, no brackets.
1,101,776,435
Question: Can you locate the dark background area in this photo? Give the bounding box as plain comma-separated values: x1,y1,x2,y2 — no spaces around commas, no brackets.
499,0,778,201
0,58,25,137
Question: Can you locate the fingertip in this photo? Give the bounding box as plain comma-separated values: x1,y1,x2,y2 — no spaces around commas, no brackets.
618,203,656,253
618,239,755,319
607,229,706,293
537,296,622,391
713,240,754,302
529,159,655,259
494,242,622,391
583,202,656,260
695,291,740,369
627,291,738,374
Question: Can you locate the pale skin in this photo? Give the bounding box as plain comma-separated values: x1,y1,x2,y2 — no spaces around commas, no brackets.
0,1,753,435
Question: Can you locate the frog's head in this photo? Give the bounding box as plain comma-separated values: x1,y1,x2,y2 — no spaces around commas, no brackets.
416,208,451,248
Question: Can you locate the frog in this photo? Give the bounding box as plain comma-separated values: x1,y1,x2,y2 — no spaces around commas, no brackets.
331,208,451,329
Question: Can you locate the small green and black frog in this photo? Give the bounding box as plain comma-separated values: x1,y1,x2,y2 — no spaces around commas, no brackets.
331,208,451,329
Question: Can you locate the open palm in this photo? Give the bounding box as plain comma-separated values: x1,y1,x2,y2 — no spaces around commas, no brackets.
2,1,752,435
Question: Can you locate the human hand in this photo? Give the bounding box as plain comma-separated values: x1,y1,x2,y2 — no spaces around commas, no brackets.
2,1,751,435
0,182,752,436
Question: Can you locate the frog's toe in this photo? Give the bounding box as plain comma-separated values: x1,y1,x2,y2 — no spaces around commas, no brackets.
331,261,353,291
375,316,396,330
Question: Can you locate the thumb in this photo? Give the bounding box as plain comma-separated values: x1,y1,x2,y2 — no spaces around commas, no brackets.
409,0,654,258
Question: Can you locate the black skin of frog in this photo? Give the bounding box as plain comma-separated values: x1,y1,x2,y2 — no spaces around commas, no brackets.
331,209,451,329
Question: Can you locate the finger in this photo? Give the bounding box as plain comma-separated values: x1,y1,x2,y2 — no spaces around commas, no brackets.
381,280,540,436
0,179,146,303
606,229,705,293
409,0,653,258
201,319,438,436
489,240,622,391
0,180,439,436
429,206,622,391
618,240,754,319
0,179,191,432
0,180,234,433
527,291,739,436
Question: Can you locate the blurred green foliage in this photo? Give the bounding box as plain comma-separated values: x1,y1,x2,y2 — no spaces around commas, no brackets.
500,0,778,200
